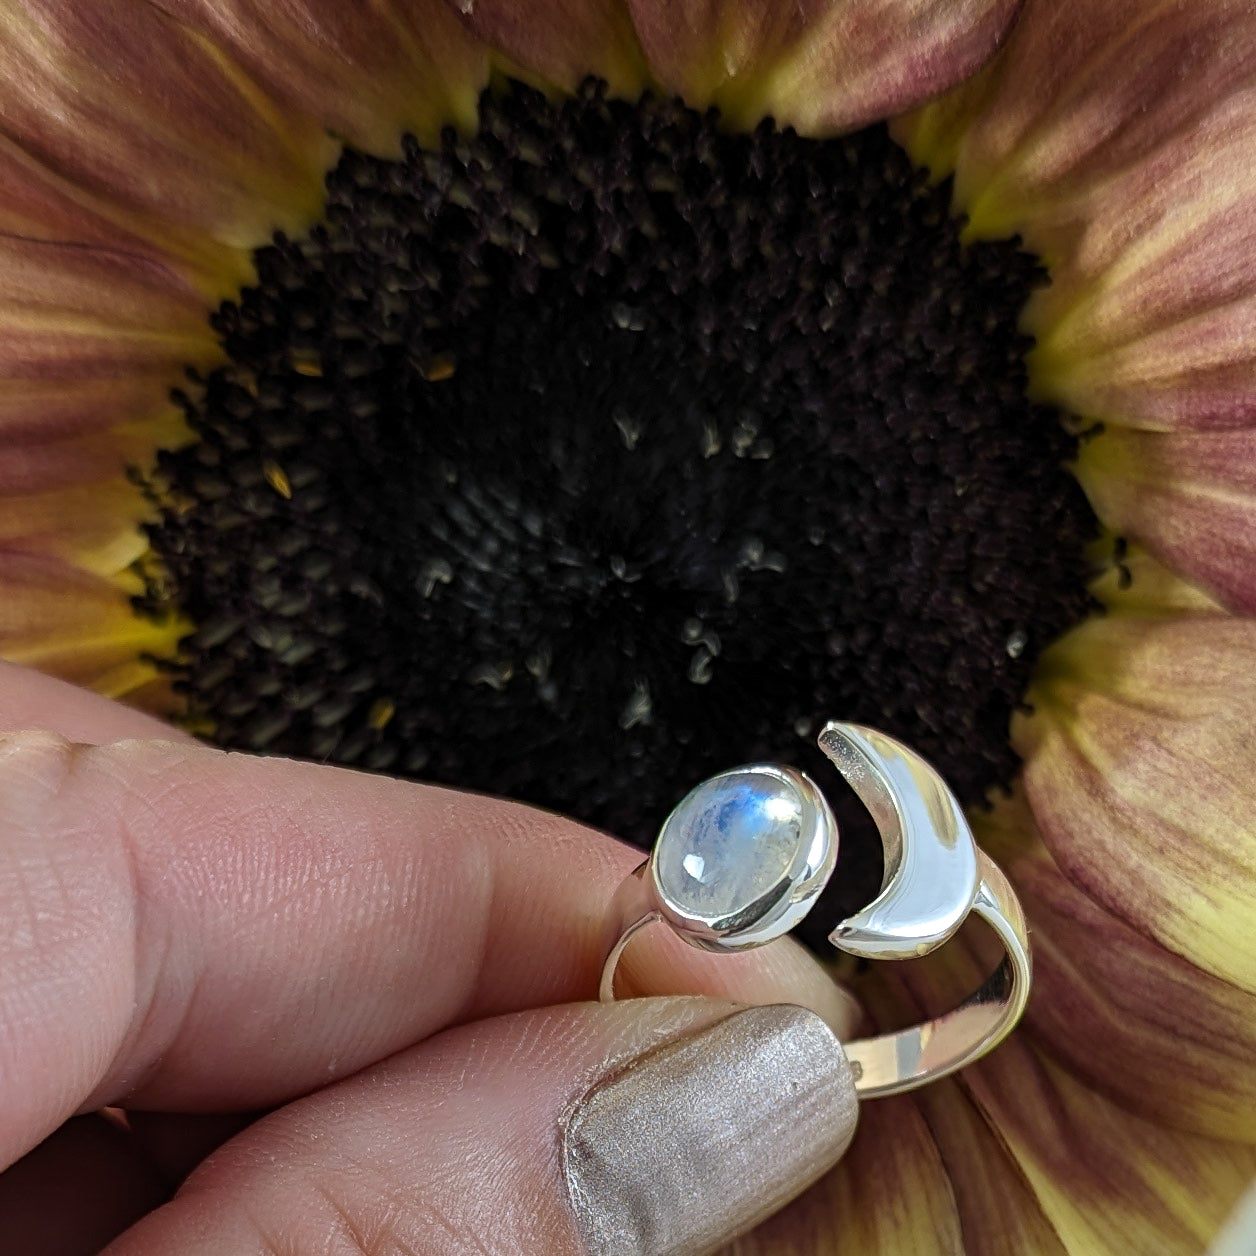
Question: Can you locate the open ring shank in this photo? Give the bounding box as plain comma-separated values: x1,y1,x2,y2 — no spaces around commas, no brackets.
598,861,656,1002
840,850,1030,1097
598,850,1030,1098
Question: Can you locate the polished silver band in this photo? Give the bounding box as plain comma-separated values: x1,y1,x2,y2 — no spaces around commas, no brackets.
598,723,1031,1099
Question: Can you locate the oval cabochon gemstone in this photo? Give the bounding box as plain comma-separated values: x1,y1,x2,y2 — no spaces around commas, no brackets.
655,769,807,922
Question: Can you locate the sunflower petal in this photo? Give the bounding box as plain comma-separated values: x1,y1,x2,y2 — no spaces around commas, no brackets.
1085,537,1228,619
623,0,1022,134
976,793,1256,1141
1078,426,1256,614
0,405,187,698
911,1080,1067,1256
897,0,1256,433
722,1094,963,1255
0,1,333,247
0,551,180,702
448,0,648,98
160,0,489,153
900,0,1256,235
0,403,184,570
0,479,153,576
0,236,218,445
885,934,1256,1252
962,1032,1256,1252
0,134,229,290
1024,108,1256,434
1018,613,1256,997
0,414,185,500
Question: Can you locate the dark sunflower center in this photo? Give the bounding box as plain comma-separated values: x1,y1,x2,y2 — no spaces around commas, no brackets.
143,79,1096,928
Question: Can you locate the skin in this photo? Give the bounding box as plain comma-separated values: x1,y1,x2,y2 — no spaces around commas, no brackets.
0,661,859,1255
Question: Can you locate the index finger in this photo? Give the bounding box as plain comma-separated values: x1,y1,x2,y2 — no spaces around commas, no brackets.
0,659,192,744
0,727,856,1171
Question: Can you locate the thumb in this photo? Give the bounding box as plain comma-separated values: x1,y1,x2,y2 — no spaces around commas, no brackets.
106,996,860,1256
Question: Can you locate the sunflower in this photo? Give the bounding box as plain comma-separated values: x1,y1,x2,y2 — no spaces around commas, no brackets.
2,0,1255,1250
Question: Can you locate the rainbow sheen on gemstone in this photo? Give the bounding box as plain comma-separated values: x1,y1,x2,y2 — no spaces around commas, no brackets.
655,770,806,921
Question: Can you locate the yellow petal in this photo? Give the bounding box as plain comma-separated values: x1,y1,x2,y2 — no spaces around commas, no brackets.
722,1093,963,1255
977,792,1256,1141
1085,536,1227,619
0,234,199,696
624,0,1022,134
0,458,170,578
1077,424,1256,614
161,0,489,153
0,4,488,708
0,551,182,703
1019,613,1256,997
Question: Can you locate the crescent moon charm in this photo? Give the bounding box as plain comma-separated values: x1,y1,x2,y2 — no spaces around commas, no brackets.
597,719,1033,1097
819,722,980,961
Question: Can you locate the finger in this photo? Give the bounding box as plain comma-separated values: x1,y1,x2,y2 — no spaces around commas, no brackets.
617,911,859,1030
0,660,192,744
0,731,857,1171
103,997,861,1256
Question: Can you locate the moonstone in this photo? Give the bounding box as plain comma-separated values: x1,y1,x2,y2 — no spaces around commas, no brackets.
655,770,806,921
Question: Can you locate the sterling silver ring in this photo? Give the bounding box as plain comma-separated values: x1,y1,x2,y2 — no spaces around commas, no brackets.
599,722,1031,1098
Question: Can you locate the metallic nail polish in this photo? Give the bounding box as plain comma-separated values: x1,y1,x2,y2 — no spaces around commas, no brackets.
562,1004,860,1256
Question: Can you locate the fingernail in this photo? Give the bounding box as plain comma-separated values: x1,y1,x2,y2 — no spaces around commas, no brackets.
562,1004,859,1256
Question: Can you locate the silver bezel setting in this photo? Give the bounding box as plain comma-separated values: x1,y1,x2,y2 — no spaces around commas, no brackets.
647,763,838,952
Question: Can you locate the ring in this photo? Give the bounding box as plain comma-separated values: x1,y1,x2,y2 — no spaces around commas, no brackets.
599,722,1031,1098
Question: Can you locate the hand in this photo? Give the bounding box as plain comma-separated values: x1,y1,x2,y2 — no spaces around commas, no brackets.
0,663,861,1255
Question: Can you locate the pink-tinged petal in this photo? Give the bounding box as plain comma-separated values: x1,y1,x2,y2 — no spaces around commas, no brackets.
0,134,232,287
0,414,185,499
0,415,188,706
0,480,152,577
967,1033,1256,1252
1085,537,1228,619
897,0,1256,432
724,1094,964,1255
624,0,1022,134
1023,102,1256,433
1018,614,1256,997
1078,426,1256,613
446,0,649,98
0,552,181,703
976,793,1256,1141
0,2,334,248
159,1,489,154
901,0,1256,231
0,409,184,569
0,236,219,445
912,1080,1067,1256
886,936,1256,1252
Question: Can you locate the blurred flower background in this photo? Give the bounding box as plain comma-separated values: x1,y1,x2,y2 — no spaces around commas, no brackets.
1,0,1254,1251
